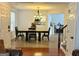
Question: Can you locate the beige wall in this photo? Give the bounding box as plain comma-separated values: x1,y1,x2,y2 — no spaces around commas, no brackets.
0,3,12,48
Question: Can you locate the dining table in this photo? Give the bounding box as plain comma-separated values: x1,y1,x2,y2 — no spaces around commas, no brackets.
17,30,48,42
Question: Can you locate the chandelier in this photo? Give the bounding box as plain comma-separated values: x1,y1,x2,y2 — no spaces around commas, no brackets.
34,7,43,22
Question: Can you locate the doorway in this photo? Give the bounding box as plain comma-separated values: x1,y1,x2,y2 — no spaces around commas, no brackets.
48,14,64,55
48,14,64,35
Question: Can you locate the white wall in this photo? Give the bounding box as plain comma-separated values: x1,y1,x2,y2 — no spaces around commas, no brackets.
0,3,11,48
16,10,34,30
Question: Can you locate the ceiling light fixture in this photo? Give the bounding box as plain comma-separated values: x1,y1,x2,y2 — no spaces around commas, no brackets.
34,7,43,22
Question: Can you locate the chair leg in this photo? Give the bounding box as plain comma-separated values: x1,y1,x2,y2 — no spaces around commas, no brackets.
28,36,30,42
48,36,49,41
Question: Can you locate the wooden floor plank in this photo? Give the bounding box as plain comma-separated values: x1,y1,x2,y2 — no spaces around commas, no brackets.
19,48,65,56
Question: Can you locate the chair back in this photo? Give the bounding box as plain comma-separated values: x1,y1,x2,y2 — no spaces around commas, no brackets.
15,27,18,32
28,28,36,30
15,27,18,37
48,27,50,35
28,27,36,34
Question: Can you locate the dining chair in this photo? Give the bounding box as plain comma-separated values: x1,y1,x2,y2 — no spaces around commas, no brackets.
15,27,24,39
42,27,50,41
28,28,37,42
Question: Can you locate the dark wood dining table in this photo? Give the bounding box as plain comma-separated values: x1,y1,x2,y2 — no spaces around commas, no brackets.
17,30,48,41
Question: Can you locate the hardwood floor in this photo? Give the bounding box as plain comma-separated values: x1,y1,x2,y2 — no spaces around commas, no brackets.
19,48,65,56
21,48,48,56
11,39,49,48
11,34,65,56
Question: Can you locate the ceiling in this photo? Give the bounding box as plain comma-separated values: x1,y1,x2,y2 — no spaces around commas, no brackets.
10,2,69,10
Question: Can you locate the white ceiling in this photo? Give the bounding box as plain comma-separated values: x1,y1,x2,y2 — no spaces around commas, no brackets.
10,2,68,10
